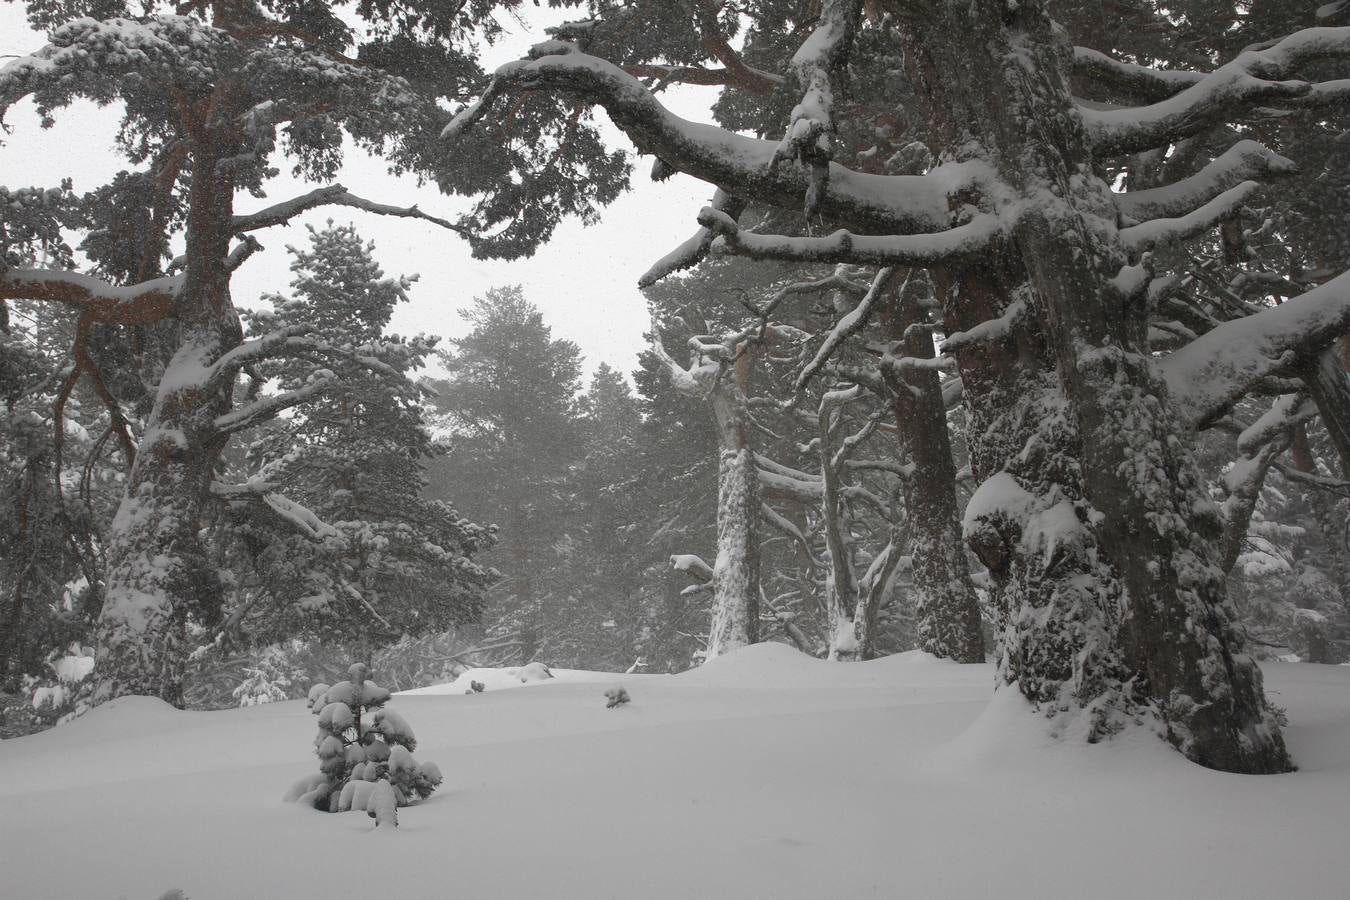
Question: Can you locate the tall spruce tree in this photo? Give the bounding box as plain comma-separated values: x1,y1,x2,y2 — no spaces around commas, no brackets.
425,286,584,661
215,223,493,650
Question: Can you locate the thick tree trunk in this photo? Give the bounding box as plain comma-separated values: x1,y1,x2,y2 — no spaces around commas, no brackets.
705,379,760,659
93,137,241,707
1302,347,1350,478
879,277,984,662
905,1,1289,772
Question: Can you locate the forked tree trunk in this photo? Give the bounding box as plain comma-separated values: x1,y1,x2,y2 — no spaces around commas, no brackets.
902,0,1290,772
93,138,242,707
879,275,984,662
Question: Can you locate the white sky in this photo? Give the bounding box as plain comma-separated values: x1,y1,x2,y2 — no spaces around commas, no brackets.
0,6,718,379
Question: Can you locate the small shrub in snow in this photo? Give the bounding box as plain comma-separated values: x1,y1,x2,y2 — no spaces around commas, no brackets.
604,686,630,709
469,680,485,693
285,662,441,825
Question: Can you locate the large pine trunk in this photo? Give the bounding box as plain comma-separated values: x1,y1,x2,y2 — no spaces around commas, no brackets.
879,276,984,662
93,139,241,706
902,0,1290,771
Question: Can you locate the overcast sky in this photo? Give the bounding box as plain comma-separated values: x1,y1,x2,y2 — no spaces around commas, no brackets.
0,6,718,381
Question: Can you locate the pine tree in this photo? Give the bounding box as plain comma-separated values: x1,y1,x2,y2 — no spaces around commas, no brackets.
216,223,493,650
287,662,441,822
0,0,628,706
425,286,584,662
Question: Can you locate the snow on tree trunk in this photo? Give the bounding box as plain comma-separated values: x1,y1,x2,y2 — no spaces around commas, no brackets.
879,276,984,663
93,141,242,707
910,2,1289,772
817,398,859,661
707,447,761,659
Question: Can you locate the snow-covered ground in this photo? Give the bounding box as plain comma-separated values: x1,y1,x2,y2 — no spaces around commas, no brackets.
2,644,1347,899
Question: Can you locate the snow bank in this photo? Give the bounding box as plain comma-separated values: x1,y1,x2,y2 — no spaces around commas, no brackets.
1,648,1347,899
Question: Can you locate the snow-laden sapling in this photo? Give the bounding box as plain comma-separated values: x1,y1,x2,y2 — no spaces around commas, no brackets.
604,687,630,709
284,663,442,825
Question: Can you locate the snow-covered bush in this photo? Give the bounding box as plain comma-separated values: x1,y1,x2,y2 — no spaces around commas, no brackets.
22,643,95,728
284,662,441,826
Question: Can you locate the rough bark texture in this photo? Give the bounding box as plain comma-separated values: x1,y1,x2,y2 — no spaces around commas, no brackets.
1303,348,1350,478
817,398,860,660
705,377,760,658
902,0,1290,772
879,278,984,662
92,125,242,707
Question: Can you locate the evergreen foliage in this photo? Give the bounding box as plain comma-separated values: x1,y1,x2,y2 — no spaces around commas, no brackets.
289,662,440,822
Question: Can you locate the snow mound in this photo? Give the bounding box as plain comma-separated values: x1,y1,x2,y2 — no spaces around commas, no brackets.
399,664,616,696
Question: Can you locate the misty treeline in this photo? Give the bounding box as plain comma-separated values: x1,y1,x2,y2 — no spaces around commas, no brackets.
1,0,1349,772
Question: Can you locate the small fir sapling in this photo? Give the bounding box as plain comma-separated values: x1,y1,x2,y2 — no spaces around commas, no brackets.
284,662,442,822
604,687,630,708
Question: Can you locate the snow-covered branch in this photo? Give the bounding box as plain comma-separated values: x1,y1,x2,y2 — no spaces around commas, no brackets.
1160,269,1350,427
0,268,180,324
232,185,468,235
795,268,897,392
698,206,1001,267
773,0,864,216
1118,181,1261,253
213,371,336,435
1082,26,1350,155
1114,141,1296,223
445,42,982,236
211,479,339,541
638,189,746,287
1072,46,1204,102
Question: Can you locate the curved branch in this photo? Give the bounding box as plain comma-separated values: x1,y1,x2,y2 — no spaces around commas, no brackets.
1118,181,1261,253
1082,26,1350,155
445,45,979,236
1161,268,1350,427
697,206,1002,267
1115,140,1296,223
1072,46,1205,103
232,185,470,235
639,189,746,287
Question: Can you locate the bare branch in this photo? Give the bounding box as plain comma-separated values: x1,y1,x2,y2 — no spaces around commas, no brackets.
232,185,470,235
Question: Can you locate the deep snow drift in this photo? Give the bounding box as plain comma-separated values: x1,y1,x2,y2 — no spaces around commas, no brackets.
2,644,1347,899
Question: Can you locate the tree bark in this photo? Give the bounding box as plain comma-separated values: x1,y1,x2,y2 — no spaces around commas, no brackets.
705,374,760,659
92,124,243,707
879,275,984,662
902,0,1289,772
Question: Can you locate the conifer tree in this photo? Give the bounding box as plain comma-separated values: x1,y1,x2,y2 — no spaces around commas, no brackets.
0,0,627,706
216,223,493,650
